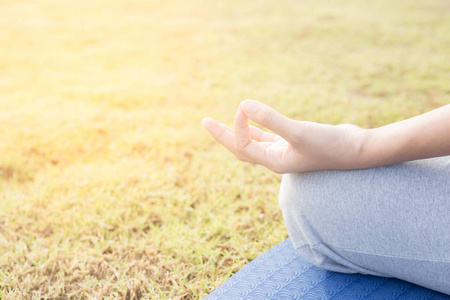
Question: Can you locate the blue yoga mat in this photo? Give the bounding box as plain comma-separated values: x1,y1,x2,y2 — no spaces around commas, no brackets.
205,238,450,300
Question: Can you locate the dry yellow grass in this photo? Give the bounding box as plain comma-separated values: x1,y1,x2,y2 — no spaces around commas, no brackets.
0,0,449,299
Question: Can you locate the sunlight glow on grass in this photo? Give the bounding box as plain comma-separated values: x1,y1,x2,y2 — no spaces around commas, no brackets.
0,0,449,298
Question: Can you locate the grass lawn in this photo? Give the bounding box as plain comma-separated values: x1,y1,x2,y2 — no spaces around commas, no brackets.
0,0,449,299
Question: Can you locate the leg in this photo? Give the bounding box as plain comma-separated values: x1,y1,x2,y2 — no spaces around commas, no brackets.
279,156,450,295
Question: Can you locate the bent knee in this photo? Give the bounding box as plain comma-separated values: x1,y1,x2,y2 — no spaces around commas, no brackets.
278,173,297,213
278,172,326,216
279,172,373,274
278,173,310,213
278,172,330,247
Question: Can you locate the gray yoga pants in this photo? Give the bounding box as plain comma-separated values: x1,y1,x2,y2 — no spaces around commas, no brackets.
278,156,450,295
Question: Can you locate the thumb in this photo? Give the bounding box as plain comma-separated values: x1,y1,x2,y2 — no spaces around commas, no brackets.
241,100,296,142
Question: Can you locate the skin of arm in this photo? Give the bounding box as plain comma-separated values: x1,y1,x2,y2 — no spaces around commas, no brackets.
361,104,450,168
203,100,450,174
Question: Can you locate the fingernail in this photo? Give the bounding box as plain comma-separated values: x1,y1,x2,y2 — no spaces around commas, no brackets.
242,99,259,115
202,117,212,126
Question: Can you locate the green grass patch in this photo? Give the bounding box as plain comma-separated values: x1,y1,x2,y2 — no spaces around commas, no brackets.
0,0,449,298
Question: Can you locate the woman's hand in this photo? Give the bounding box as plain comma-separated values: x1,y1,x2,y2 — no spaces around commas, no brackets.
202,100,368,173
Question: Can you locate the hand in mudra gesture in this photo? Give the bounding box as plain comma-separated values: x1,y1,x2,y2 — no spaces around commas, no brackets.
202,100,367,174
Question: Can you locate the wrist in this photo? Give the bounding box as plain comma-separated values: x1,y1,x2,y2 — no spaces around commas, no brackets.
357,127,383,169
358,124,410,169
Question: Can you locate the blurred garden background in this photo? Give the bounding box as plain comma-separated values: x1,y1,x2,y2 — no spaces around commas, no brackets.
0,0,449,299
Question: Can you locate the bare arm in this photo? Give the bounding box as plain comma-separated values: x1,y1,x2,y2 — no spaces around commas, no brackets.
203,100,450,173
361,104,450,168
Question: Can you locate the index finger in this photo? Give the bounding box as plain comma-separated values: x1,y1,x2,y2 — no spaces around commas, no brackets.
234,104,252,149
241,100,298,142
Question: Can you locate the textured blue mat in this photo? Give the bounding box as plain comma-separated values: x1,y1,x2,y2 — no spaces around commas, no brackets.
205,238,450,300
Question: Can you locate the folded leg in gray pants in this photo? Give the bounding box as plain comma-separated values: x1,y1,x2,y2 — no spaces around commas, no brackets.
279,156,450,295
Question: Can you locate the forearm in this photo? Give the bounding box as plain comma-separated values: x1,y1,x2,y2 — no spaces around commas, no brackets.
360,104,450,168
